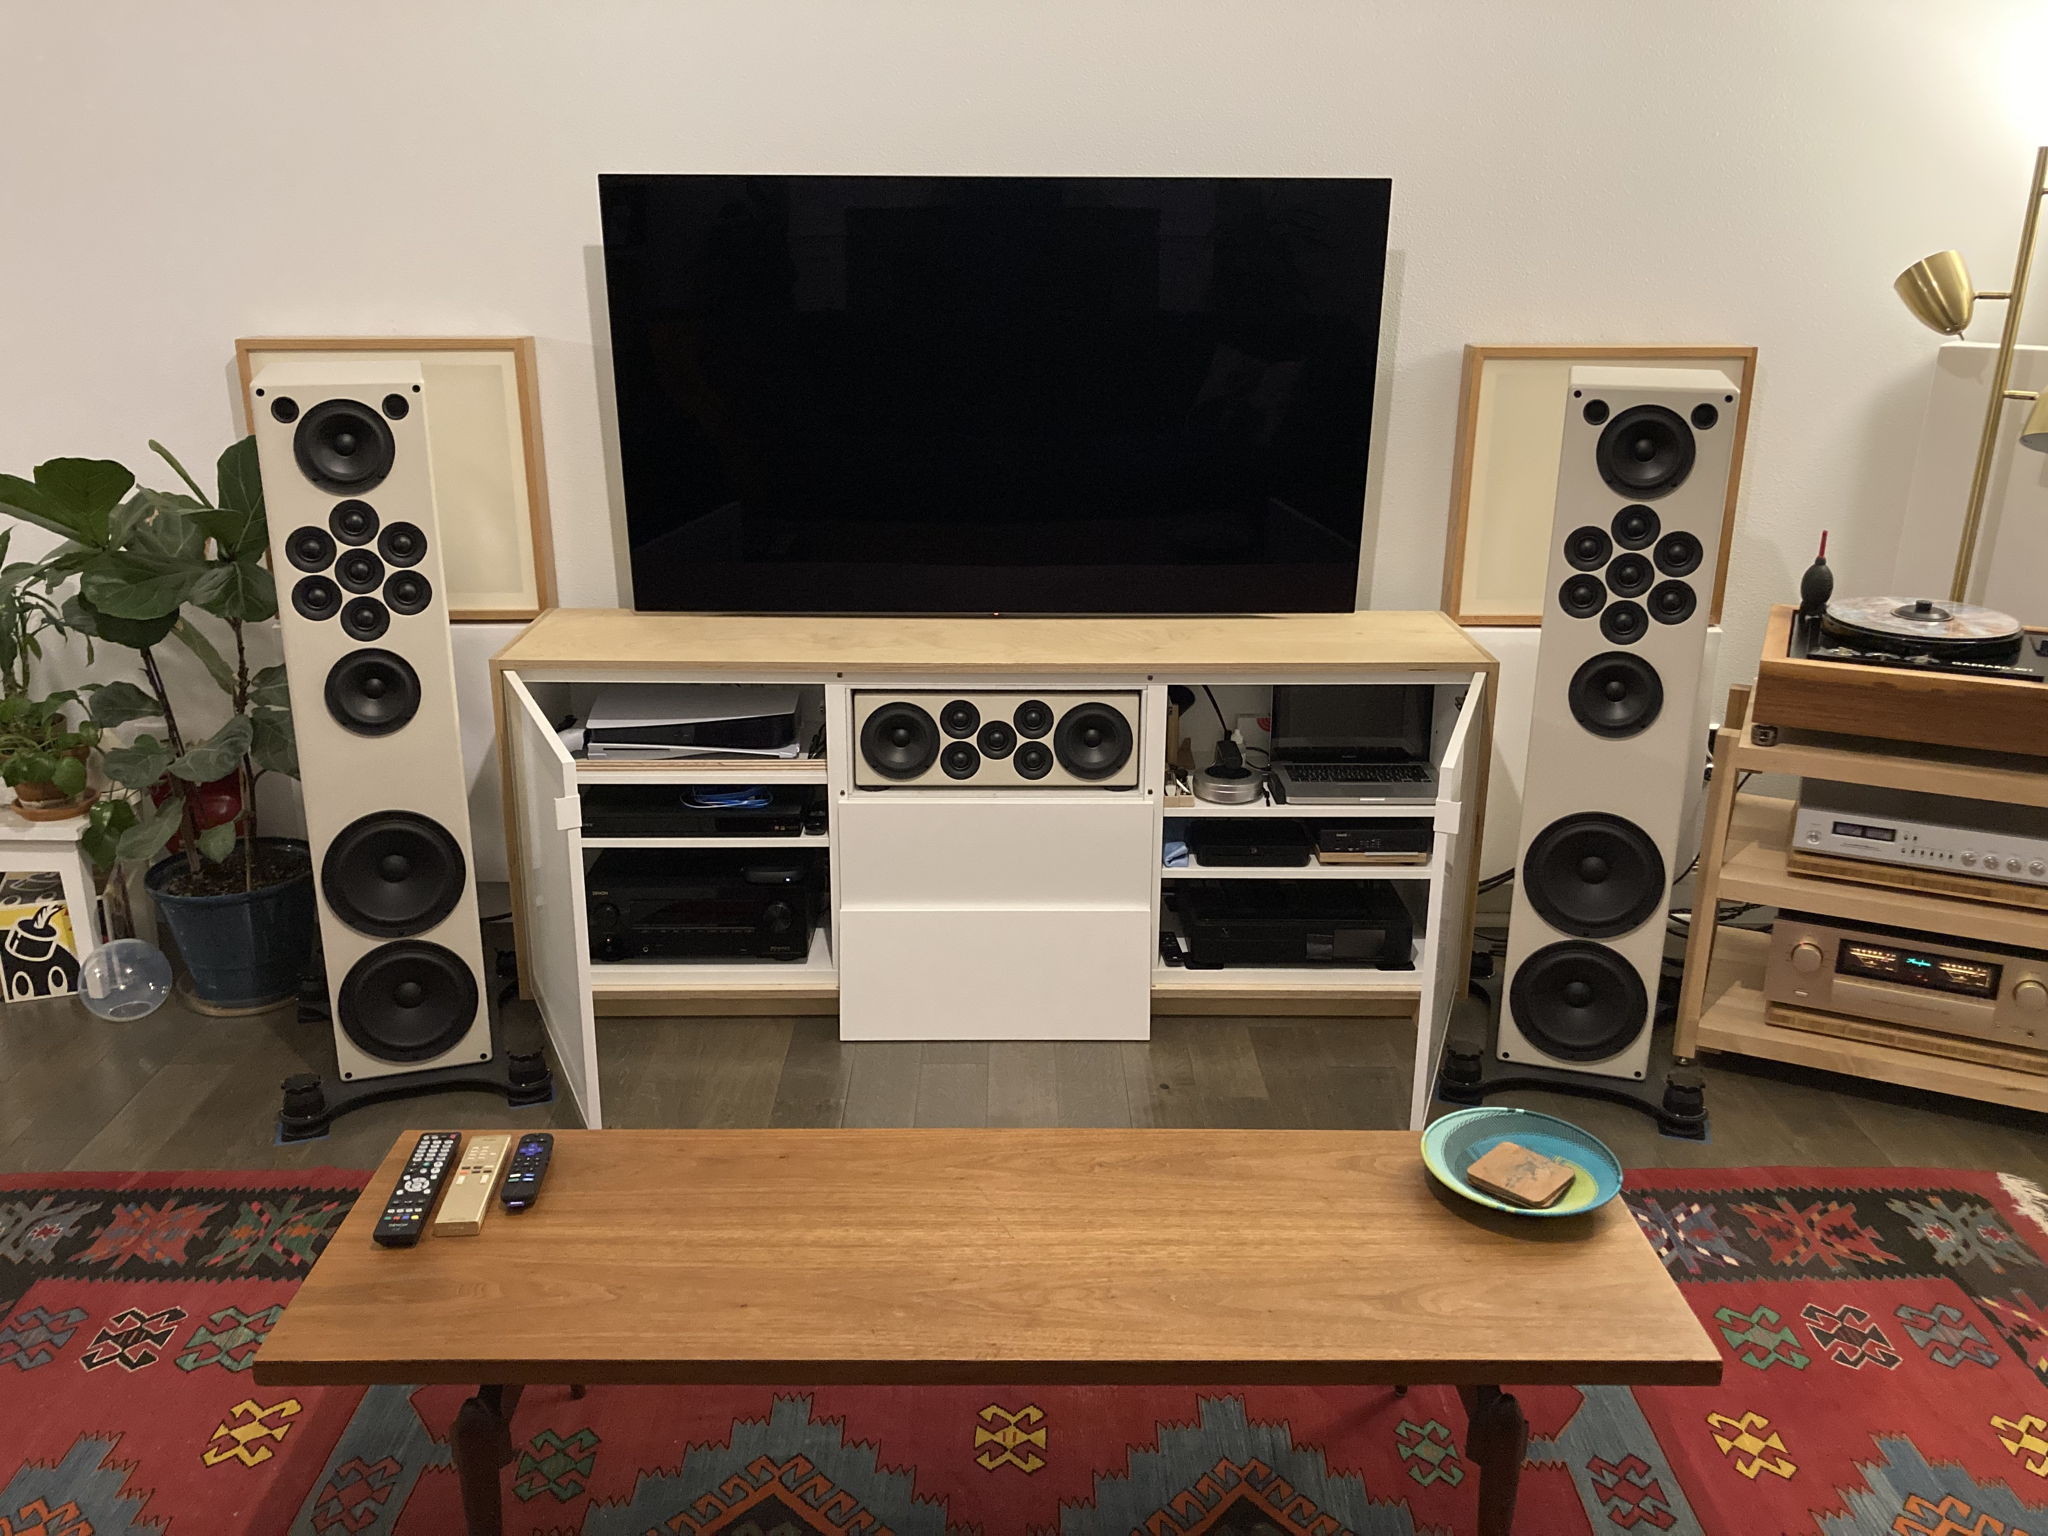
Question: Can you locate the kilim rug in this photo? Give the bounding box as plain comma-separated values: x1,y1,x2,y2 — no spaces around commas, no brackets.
2,1165,2047,1535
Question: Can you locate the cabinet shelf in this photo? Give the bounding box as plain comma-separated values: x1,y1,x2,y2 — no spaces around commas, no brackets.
1161,861,1436,881
1162,795,1443,819
575,758,829,785
581,831,830,850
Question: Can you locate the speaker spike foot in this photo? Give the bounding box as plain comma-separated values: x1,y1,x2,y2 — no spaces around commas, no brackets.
1434,976,1710,1140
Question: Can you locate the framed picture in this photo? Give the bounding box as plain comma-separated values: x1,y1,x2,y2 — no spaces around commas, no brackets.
0,870,80,1000
236,337,557,621
1441,345,1757,626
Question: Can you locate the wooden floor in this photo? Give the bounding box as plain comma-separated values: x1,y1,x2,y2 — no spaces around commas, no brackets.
2,990,2044,1179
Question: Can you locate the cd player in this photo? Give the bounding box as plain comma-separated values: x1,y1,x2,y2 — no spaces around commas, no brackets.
1794,779,2048,889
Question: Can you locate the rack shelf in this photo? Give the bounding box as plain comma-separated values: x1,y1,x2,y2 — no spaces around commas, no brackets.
1162,795,1442,819
575,758,829,785
581,831,830,851
1161,861,1436,881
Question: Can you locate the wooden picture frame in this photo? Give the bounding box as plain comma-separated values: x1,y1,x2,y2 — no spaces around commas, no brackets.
1441,344,1757,626
236,336,557,622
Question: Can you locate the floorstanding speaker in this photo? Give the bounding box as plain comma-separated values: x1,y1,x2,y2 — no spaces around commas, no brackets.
1496,366,1740,1080
251,361,492,1082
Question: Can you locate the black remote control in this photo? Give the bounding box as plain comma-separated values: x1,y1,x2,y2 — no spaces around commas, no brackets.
372,1131,461,1248
500,1133,554,1212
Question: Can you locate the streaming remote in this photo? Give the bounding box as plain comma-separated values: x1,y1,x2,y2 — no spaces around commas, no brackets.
500,1133,554,1212
372,1131,462,1247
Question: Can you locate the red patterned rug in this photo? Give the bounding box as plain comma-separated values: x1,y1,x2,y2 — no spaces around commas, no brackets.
2,1165,2046,1534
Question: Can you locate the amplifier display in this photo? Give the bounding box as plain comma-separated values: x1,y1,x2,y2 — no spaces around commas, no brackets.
585,848,825,963
1764,912,2047,1051
1171,880,1413,969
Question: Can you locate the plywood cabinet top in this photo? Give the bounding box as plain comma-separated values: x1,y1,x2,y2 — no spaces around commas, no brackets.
492,607,1496,677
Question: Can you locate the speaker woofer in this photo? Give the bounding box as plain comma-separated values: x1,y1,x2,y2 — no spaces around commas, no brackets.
1649,579,1697,625
1559,574,1606,619
335,548,385,594
978,720,1017,759
1600,600,1648,645
1596,407,1694,499
1655,530,1703,577
294,400,396,495
322,811,468,939
337,940,478,1064
1522,812,1666,939
325,648,422,736
330,500,380,544
378,521,426,567
384,571,432,616
941,700,980,738
341,597,390,642
1607,553,1653,598
286,526,336,573
1014,699,1053,738
1568,652,1664,739
292,575,342,622
1508,940,1649,1064
941,740,981,779
1564,526,1613,571
860,702,939,780
1054,702,1133,780
1015,740,1053,779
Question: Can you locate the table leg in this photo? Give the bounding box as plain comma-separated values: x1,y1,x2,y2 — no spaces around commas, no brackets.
452,1383,524,1536
1459,1384,1527,1536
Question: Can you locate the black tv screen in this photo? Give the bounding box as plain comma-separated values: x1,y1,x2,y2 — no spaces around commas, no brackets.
598,174,1390,615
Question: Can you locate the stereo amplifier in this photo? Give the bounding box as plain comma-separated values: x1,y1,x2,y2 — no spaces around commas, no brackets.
1172,880,1413,969
585,849,824,963
1763,912,2048,1052
1793,779,2048,889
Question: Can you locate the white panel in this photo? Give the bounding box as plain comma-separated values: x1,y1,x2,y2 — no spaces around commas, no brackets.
839,906,1152,1041
1497,366,1738,1081
1413,674,1486,1128
504,670,603,1126
837,795,1154,909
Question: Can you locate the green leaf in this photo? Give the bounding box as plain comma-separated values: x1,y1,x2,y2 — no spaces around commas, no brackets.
196,820,237,862
64,594,178,652
102,733,174,790
108,492,153,548
192,556,276,623
216,437,264,519
170,619,236,694
251,706,298,778
79,551,202,620
86,681,164,729
169,714,253,783
193,505,264,557
148,440,210,505
250,664,291,709
3,459,135,547
51,755,87,796
115,796,183,864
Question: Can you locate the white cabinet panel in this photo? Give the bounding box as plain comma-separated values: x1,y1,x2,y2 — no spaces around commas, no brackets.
837,795,1153,909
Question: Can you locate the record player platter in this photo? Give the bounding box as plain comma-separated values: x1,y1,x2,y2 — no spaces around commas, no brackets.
1820,595,2025,661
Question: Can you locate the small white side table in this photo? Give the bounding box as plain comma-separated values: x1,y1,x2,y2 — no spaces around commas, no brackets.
0,806,102,987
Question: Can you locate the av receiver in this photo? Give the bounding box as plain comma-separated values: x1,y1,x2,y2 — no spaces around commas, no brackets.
1763,912,2048,1052
1171,880,1413,969
1795,779,2048,889
580,785,827,840
584,849,824,963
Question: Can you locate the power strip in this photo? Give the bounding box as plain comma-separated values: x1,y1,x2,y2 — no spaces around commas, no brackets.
432,1133,512,1237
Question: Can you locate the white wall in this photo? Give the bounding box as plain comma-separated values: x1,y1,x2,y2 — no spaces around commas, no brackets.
5,0,2047,872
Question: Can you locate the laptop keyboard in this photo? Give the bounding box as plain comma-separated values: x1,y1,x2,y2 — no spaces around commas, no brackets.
1284,763,1432,784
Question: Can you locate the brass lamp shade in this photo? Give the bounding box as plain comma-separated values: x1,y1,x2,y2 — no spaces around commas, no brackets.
1895,250,1977,334
2022,393,2048,453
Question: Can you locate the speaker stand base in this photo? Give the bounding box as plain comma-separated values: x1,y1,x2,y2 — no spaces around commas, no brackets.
1434,980,1708,1140
275,1051,554,1144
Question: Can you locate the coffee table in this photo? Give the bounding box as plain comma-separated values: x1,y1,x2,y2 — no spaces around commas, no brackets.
257,1128,1718,1534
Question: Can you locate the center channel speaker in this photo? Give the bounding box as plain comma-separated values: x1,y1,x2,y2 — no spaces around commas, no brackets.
852,691,1142,789
252,360,491,1082
1496,366,1739,1080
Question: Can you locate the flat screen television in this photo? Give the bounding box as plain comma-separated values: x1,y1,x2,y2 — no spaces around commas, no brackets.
598,174,1390,615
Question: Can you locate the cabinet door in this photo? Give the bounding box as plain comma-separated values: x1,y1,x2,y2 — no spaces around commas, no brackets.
503,670,603,1127
1412,672,1488,1127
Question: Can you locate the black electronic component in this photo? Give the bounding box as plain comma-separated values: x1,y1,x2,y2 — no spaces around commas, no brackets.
500,1132,554,1212
580,785,822,839
584,848,825,963
372,1130,461,1246
1174,880,1413,968
1186,819,1313,868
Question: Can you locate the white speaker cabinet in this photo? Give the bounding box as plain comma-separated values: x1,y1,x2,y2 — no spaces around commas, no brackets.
494,610,1495,1129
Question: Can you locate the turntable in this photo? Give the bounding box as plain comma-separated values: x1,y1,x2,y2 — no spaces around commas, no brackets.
1753,599,2048,759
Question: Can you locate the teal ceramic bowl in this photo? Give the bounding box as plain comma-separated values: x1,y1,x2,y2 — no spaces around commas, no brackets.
1421,1106,1623,1218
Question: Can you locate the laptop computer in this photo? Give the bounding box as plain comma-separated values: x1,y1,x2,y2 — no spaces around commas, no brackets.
1268,685,1437,803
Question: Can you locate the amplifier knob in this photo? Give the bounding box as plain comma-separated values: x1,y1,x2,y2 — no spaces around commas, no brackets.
1962,851,1978,866
2032,860,2046,877
2017,979,2048,1012
1790,941,1825,974
763,901,795,935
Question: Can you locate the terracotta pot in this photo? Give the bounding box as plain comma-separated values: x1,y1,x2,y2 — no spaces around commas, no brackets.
8,745,92,819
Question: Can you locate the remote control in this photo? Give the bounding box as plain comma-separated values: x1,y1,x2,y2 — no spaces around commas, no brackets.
432,1133,512,1237
372,1131,462,1247
500,1133,554,1212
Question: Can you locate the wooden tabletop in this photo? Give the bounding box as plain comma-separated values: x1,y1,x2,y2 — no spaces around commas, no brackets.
490,608,1498,679
255,1129,1717,1389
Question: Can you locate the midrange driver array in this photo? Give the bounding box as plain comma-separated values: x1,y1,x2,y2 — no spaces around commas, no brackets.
1495,366,1739,1081
852,692,1141,789
252,360,492,1082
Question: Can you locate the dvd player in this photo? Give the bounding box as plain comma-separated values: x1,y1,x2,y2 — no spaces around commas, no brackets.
580,785,827,840
1794,779,2048,889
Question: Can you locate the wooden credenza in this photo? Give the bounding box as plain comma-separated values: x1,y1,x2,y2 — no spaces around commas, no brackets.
492,610,1495,1129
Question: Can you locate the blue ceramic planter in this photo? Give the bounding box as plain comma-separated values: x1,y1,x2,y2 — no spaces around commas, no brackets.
145,838,315,1009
